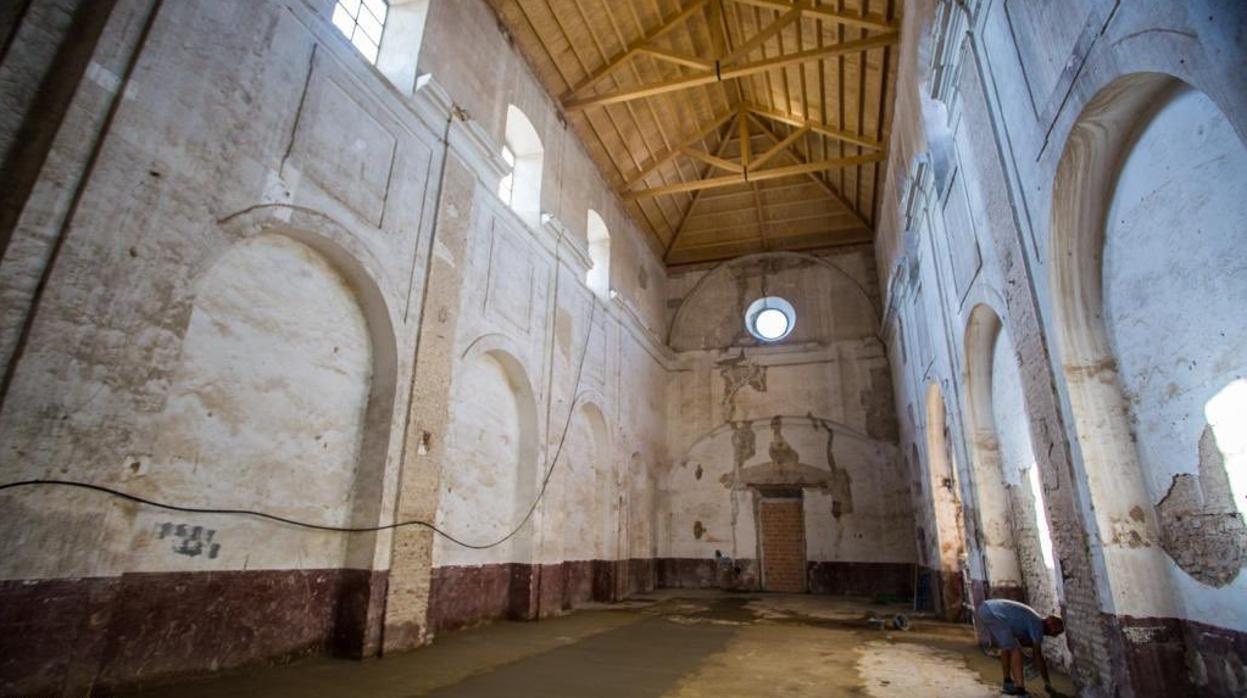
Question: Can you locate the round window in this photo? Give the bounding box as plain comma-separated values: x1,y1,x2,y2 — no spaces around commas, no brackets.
745,296,795,342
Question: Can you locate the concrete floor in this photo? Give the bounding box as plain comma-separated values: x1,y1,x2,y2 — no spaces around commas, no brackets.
130,592,1076,697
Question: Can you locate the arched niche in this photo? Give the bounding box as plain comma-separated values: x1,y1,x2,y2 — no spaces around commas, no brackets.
963,304,1024,595
1050,73,1247,628
439,341,540,567
571,399,611,560
213,206,399,564
157,216,399,656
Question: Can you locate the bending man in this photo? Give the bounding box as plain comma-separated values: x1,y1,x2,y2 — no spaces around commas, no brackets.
975,598,1064,696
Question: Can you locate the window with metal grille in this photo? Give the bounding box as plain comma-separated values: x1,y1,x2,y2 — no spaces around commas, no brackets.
331,0,388,64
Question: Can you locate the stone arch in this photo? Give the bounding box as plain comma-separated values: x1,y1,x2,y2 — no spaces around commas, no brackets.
440,340,540,566
572,397,613,561
1050,72,1247,630
214,205,399,560
963,304,1023,598
165,208,399,656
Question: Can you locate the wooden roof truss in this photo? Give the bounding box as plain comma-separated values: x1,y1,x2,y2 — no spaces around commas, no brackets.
491,0,901,266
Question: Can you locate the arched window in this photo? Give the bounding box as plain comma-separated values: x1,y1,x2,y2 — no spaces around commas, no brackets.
585,209,610,299
499,106,543,226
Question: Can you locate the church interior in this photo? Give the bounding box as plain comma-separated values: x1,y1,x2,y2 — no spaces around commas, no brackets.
0,1,1243,696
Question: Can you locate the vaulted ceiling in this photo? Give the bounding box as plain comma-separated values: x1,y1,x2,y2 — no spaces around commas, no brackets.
489,0,900,267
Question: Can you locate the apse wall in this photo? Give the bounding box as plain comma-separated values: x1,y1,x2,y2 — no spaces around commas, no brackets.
660,248,915,596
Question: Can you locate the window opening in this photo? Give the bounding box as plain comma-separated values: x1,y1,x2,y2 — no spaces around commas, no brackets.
745,297,795,342
332,0,389,64
500,106,543,226
499,146,516,206
586,210,611,299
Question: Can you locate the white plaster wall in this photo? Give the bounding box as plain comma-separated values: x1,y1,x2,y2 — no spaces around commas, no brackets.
1102,85,1247,630
991,328,1033,489
435,353,529,567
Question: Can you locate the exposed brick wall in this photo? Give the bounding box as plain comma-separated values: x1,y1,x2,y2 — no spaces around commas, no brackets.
759,499,806,593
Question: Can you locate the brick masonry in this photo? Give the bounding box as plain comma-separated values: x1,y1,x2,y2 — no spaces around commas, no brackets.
759,499,806,593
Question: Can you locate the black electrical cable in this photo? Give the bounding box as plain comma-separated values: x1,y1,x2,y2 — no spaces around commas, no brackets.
0,297,599,551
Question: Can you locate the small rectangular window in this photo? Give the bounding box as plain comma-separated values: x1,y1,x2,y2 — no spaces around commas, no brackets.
331,0,388,64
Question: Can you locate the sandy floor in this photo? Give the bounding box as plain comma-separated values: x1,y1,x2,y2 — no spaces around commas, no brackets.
129,591,1077,697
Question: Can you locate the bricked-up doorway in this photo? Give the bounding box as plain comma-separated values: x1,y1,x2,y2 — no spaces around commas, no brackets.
757,491,806,593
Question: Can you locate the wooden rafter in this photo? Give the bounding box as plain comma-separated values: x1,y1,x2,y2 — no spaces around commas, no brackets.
749,116,871,230
750,123,809,168
664,112,743,260
563,0,711,99
636,46,714,71
626,152,884,200
492,0,899,265
680,145,743,173
719,0,808,65
564,32,898,111
624,107,737,190
745,103,881,150
724,0,896,32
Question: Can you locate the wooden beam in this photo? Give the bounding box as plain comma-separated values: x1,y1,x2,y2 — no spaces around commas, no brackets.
724,0,895,32
565,32,898,111
738,106,751,167
745,103,881,150
623,108,736,190
680,146,744,173
750,123,809,169
750,117,871,229
719,0,809,65
636,46,714,71
627,153,884,200
564,0,710,99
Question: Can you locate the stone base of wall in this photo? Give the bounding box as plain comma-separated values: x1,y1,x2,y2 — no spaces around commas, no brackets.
806,561,915,597
428,560,627,634
0,568,385,695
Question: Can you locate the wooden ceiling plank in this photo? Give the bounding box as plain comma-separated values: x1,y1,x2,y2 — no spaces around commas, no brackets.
663,113,742,261
623,107,736,190
565,0,711,99
720,0,808,65
564,31,896,111
750,116,870,228
724,0,894,32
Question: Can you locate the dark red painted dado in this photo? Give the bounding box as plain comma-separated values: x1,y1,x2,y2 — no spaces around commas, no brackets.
0,568,384,696
1107,613,1247,698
